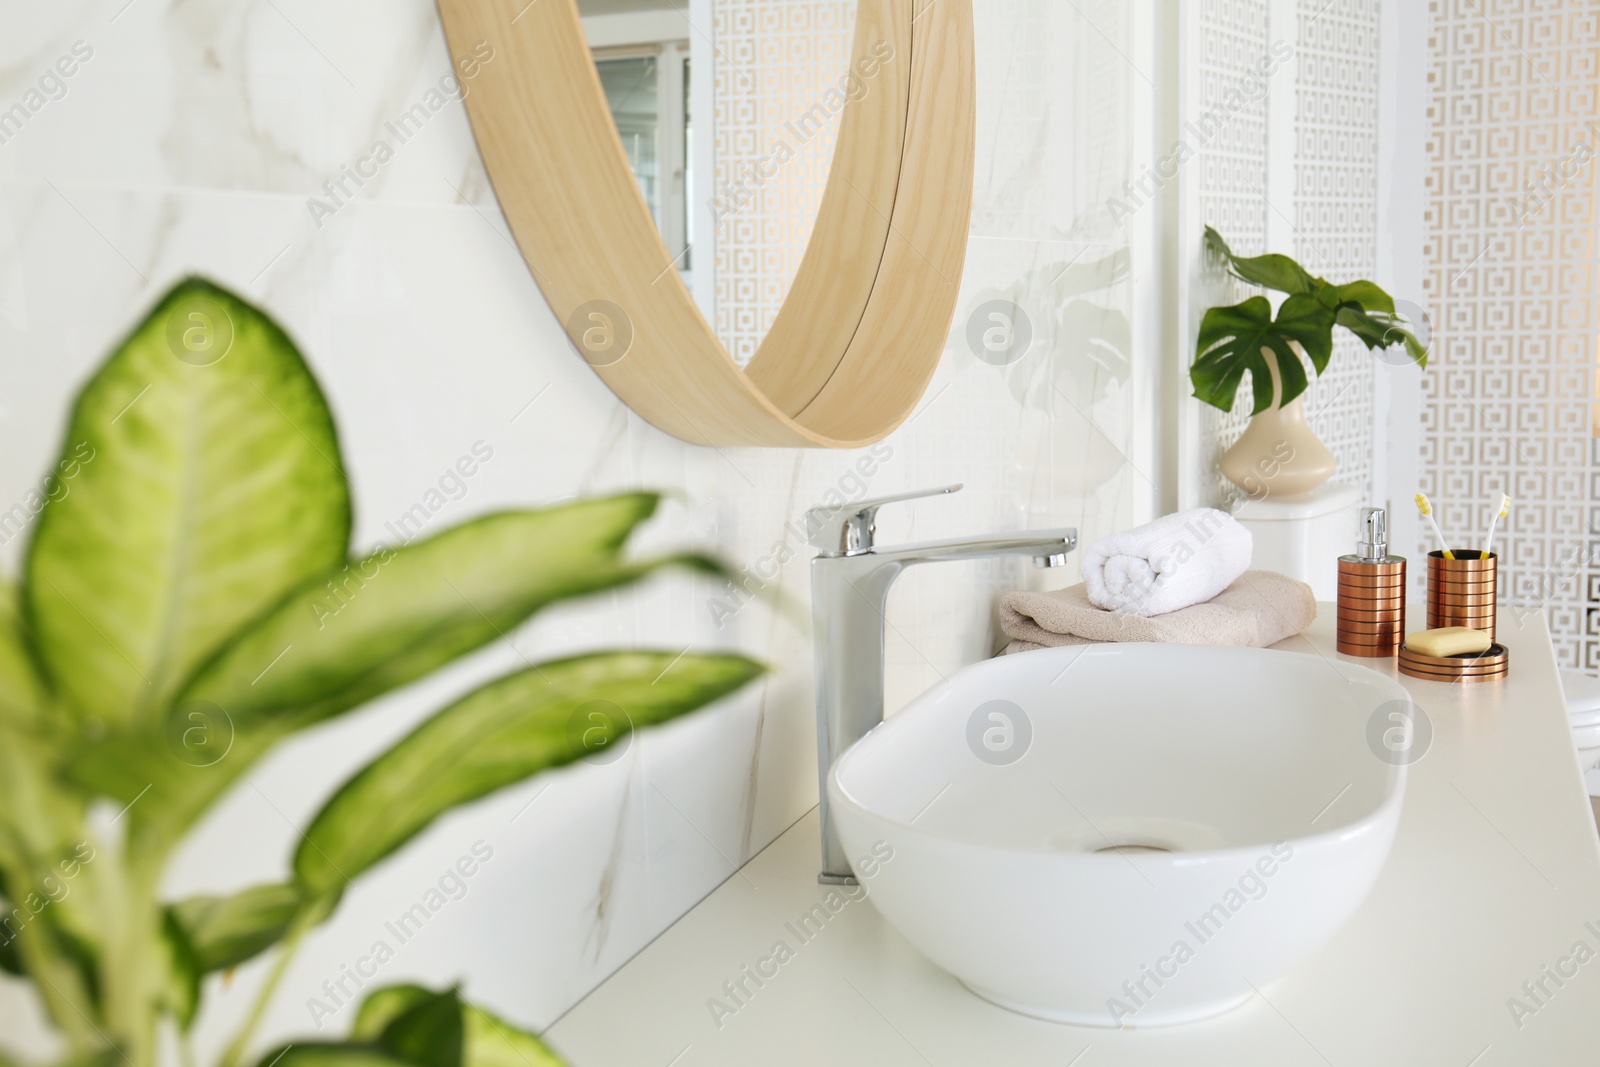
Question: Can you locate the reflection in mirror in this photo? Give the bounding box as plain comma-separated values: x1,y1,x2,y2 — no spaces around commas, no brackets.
579,0,861,363
592,48,690,273
579,0,692,281
707,4,859,365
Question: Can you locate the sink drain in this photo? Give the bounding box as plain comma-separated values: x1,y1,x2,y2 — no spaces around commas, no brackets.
1093,843,1173,856
1047,821,1211,854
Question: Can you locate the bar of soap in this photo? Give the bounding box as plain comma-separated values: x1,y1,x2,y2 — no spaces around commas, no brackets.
1405,627,1493,657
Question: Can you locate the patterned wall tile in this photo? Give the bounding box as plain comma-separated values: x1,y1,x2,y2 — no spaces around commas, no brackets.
712,0,856,364
1424,0,1600,670
1294,0,1380,500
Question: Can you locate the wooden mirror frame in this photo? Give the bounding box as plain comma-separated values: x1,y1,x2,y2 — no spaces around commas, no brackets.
436,0,974,448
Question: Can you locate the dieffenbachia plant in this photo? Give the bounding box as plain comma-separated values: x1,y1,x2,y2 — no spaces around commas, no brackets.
0,278,763,1067
1192,226,1427,414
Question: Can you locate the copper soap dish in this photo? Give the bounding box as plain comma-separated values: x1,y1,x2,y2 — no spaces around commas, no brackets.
1397,642,1509,683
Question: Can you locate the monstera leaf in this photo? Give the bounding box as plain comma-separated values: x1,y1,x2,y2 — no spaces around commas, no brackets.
1193,227,1426,413
1204,226,1317,294
1192,295,1331,414
1336,304,1430,366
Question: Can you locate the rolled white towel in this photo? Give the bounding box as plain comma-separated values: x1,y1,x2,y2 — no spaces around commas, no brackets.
1080,508,1252,617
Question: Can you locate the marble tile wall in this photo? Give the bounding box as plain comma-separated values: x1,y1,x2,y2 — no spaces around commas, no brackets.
0,0,1151,1061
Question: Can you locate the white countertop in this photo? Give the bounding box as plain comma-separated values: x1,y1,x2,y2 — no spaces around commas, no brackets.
547,606,1600,1065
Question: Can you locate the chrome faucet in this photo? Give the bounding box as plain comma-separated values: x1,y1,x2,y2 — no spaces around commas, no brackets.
807,484,1076,883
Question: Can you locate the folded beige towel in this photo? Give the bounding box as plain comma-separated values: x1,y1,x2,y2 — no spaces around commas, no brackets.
999,570,1316,654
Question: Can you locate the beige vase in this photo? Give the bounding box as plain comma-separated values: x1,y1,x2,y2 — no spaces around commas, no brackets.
1218,345,1336,501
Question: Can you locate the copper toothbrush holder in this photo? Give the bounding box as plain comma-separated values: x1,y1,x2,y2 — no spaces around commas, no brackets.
1425,550,1497,641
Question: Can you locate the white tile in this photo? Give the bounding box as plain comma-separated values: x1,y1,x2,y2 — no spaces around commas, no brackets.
0,0,493,207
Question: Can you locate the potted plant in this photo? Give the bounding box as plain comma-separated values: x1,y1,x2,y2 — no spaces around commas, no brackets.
1191,227,1427,499
0,279,763,1067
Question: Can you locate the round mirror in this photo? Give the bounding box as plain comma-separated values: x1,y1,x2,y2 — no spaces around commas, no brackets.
438,0,975,447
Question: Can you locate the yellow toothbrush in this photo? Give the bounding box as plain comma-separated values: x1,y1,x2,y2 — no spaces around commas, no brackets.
1416,493,1454,559
1484,494,1510,557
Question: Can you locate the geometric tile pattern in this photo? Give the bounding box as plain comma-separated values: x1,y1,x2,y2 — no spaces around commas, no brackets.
1294,0,1381,500
712,0,857,364
1423,0,1600,669
1196,0,1275,505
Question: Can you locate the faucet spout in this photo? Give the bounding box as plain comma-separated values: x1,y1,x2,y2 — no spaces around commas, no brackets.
854,531,1079,569
809,501,1075,883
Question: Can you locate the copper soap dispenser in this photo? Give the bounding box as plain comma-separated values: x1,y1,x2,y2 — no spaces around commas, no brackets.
1336,507,1406,658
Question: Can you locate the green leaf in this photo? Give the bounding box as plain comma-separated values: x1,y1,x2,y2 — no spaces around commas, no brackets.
24,277,351,730
1191,295,1336,414
294,651,765,899
0,882,103,1040
0,882,20,975
1336,306,1430,369
254,1048,413,1067
354,988,565,1067
0,727,84,858
70,513,733,851
1203,226,1317,294
0,580,47,729
461,1003,565,1067
351,985,433,1041
1274,293,1336,377
1191,297,1273,413
1196,234,1426,411
158,909,202,1029
167,882,306,973
1326,278,1395,314
178,497,668,729
0,727,98,956
375,986,463,1067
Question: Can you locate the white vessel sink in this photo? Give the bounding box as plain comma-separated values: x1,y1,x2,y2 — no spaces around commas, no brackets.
827,643,1409,1027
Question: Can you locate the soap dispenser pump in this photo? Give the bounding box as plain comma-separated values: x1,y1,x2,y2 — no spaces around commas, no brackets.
1336,507,1406,658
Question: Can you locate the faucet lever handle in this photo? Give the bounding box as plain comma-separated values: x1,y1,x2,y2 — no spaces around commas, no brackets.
804,483,963,556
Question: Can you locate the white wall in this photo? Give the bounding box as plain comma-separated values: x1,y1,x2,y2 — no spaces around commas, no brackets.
0,0,1157,1061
